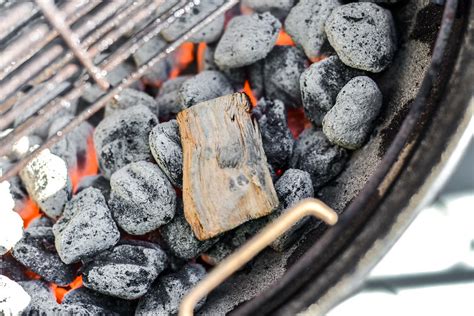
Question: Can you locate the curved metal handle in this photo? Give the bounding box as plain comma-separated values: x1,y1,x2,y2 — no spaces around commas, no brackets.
179,198,338,316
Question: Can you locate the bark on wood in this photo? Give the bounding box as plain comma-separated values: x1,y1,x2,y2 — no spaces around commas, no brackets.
177,93,279,240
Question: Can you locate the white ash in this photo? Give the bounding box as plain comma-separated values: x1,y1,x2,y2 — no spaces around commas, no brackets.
159,202,219,260
0,207,23,255
63,287,138,316
269,169,314,251
76,174,111,201
253,99,294,170
18,280,58,315
300,56,360,125
155,76,189,118
82,243,168,300
214,12,281,69
53,187,120,264
261,46,307,107
93,105,158,179
323,76,383,149
161,0,225,43
19,149,72,219
12,226,78,286
285,0,341,60
242,0,295,20
105,88,159,118
0,275,31,315
136,264,207,315
290,127,348,189
132,36,171,84
178,70,234,108
149,120,183,188
325,2,397,72
108,161,177,235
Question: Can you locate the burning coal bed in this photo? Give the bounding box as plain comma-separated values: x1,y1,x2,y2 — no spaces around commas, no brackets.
1,0,401,314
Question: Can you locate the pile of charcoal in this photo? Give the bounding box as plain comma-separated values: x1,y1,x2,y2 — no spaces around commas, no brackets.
1,0,400,314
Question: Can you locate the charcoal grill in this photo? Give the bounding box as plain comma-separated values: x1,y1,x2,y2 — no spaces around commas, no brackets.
0,0,472,315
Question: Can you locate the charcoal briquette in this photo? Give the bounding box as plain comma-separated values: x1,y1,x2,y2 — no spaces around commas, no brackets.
0,208,23,255
0,275,31,315
300,56,360,125
28,215,54,228
242,0,295,20
105,88,159,118
285,0,341,59
214,12,281,69
178,70,234,108
135,264,207,315
109,161,177,235
290,127,348,189
53,187,120,264
93,105,158,179
0,253,28,282
149,120,183,188
325,2,397,72
82,243,167,300
155,76,189,118
323,76,383,149
19,149,72,219
18,280,58,314
253,98,294,170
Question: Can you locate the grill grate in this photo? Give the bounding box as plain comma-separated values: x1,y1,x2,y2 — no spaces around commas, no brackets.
0,0,238,182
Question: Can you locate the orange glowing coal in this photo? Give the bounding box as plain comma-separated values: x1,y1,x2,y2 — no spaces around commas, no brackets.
197,42,207,73
276,29,295,46
242,80,257,107
51,276,83,303
287,107,311,138
69,135,99,193
19,198,41,228
169,42,195,79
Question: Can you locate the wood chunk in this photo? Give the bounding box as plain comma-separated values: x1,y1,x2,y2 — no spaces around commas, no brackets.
177,93,279,240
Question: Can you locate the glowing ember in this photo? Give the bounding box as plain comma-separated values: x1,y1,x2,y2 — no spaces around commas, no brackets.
169,42,195,79
197,42,207,73
242,80,257,107
310,55,327,63
51,276,83,303
287,107,311,138
276,29,295,46
19,198,41,228
69,135,99,193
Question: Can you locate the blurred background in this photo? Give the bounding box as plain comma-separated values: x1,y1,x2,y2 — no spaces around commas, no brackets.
329,135,474,316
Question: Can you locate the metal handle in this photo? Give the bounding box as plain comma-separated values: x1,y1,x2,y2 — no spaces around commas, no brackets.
179,198,339,316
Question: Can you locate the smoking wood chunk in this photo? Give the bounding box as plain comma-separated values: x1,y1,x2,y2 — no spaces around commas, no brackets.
177,93,279,240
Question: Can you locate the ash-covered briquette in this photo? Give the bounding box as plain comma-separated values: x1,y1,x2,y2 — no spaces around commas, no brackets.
285,0,341,60
323,76,383,150
269,169,314,251
132,36,171,84
0,196,23,255
48,114,93,169
63,286,137,315
76,175,111,201
82,243,168,300
161,0,225,43
0,275,31,315
214,12,281,69
93,105,158,179
290,127,348,189
28,216,54,228
243,0,295,20
18,280,58,315
0,253,28,282
159,201,219,260
53,187,120,264
149,120,183,188
50,303,109,315
108,161,177,235
105,88,159,118
325,2,397,73
19,149,72,219
135,264,207,315
178,70,234,108
155,76,189,118
253,99,294,170
262,46,307,107
12,226,78,286
300,56,360,126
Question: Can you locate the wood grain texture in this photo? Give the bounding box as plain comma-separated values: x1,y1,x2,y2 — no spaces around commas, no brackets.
177,93,279,240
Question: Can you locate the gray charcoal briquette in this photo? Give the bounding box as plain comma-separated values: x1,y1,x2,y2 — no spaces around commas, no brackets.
300,56,360,125
108,161,177,235
0,275,31,315
290,127,348,188
82,244,167,300
214,12,281,69
0,253,28,282
285,0,341,60
323,76,383,149
12,226,78,286
253,99,294,169
18,280,58,314
242,0,295,20
325,2,397,72
53,187,120,264
93,105,158,179
105,88,159,117
155,76,189,118
149,120,183,188
135,264,207,315
178,70,234,108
